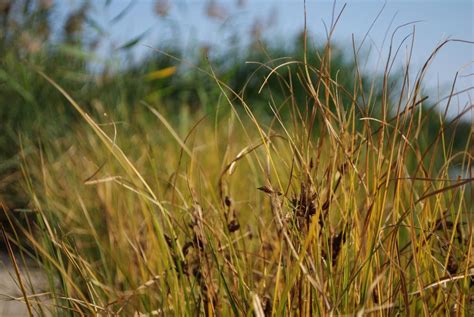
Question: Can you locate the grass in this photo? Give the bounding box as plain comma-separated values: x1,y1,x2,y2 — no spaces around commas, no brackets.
1,9,473,316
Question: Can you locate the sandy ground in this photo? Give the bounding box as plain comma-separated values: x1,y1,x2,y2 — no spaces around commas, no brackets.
0,253,52,316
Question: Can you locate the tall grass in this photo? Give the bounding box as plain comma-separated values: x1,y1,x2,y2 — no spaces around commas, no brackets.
3,12,473,317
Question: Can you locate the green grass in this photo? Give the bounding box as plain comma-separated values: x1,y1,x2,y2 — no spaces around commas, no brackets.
0,4,473,315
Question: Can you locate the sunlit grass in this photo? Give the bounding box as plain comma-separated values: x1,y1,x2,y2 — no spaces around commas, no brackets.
3,22,473,317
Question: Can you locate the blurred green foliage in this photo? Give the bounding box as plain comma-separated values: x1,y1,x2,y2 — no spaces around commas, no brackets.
0,0,470,206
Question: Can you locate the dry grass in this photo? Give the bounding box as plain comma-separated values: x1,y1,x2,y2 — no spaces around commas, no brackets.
3,23,473,316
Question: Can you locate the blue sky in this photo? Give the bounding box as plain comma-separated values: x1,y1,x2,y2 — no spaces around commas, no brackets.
57,0,473,120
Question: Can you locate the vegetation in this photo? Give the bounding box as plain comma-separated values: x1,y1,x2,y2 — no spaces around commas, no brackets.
0,1,472,315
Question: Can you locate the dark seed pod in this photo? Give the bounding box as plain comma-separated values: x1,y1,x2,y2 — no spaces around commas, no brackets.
193,267,202,280
258,185,282,196
224,196,232,207
172,256,188,275
258,186,273,195
262,294,272,316
330,228,347,266
193,234,205,251
227,219,240,233
338,162,348,175
182,241,193,256
322,199,330,211
447,255,458,274
372,288,379,304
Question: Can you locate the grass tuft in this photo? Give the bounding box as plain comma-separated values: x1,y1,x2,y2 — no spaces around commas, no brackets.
3,16,473,317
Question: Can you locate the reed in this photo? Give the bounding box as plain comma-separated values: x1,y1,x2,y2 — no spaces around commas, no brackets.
2,5,473,316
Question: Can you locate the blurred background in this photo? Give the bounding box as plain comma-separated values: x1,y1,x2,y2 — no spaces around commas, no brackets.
0,0,472,207
59,0,473,119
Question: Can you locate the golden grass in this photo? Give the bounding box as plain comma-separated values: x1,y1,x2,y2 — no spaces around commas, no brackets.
4,30,473,316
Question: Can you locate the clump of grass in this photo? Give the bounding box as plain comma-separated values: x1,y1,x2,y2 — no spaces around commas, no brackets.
3,13,473,317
